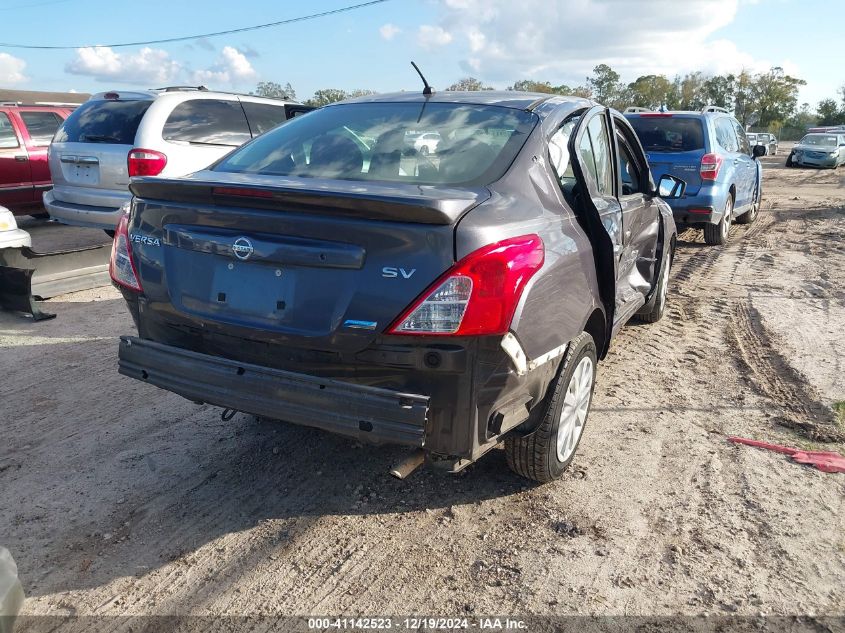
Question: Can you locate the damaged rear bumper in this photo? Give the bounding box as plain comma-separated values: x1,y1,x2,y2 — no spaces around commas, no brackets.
117,336,429,446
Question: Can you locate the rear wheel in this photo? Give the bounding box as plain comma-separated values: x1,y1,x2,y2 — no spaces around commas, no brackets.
505,332,597,483
419,145,430,156
703,195,732,245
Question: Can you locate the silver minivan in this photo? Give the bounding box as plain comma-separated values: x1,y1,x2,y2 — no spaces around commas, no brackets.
45,87,310,232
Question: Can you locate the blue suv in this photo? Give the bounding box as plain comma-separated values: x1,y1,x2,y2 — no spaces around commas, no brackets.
626,108,764,245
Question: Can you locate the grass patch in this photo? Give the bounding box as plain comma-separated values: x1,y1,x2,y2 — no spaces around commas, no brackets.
835,401,845,427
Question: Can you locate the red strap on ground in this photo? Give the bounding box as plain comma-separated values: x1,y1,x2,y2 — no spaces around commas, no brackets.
728,436,845,474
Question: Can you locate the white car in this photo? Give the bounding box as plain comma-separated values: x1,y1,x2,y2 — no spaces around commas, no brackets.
0,206,31,249
413,132,441,156
44,87,311,232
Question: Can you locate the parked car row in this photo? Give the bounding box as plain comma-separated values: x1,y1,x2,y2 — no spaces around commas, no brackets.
44,87,312,233
2,86,772,483
746,132,778,156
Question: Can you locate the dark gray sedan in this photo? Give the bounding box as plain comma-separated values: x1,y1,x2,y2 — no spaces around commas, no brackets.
111,91,681,482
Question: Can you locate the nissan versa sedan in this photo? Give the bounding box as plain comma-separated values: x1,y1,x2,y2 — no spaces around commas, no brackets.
112,91,682,483
787,133,845,168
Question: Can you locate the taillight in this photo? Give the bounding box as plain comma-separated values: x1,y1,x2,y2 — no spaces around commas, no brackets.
388,235,544,336
700,153,723,181
128,148,167,177
109,213,142,292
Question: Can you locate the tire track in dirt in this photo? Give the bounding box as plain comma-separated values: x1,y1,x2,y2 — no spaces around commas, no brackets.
726,301,843,442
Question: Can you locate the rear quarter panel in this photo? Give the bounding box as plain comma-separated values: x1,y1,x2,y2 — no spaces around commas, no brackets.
455,128,602,362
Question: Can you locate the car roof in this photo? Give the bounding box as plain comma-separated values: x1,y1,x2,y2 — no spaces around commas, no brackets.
337,90,592,116
86,88,300,106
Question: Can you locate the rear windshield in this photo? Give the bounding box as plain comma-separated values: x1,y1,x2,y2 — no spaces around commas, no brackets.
54,99,151,144
799,134,837,147
628,116,705,152
213,102,537,186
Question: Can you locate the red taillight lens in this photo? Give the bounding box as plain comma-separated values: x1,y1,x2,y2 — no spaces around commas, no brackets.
128,148,167,177
700,153,723,181
109,213,142,292
388,235,545,336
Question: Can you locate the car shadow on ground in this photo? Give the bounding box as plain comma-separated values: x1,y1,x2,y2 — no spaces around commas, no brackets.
2,308,540,597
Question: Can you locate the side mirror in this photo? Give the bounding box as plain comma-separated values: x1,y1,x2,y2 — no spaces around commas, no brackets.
655,174,686,199
752,145,766,158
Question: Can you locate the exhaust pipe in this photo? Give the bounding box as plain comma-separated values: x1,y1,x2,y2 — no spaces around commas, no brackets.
389,449,425,480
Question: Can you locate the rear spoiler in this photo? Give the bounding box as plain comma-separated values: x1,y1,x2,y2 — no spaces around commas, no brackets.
129,177,490,225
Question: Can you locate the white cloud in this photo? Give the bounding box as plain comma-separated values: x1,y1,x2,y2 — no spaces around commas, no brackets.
65,46,181,85
417,25,453,50
379,23,401,40
0,52,27,84
65,45,258,88
191,46,257,86
428,0,781,84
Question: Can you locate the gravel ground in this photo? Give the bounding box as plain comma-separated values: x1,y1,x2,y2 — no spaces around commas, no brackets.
1,149,843,625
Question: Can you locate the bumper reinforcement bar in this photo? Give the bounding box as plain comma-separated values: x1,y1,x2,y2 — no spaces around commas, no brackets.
118,336,429,446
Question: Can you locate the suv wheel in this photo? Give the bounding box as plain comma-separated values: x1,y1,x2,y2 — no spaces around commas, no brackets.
505,332,597,483
704,195,732,245
636,242,673,323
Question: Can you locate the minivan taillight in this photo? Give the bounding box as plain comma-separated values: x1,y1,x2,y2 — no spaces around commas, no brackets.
109,213,142,292
388,235,544,336
128,148,167,177
700,153,723,181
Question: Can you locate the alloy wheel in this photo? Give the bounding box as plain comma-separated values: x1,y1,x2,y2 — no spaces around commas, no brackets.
556,356,594,463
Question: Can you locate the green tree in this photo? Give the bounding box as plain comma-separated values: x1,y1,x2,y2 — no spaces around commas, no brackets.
305,88,349,107
627,74,673,110
446,77,493,91
508,79,555,93
816,98,845,126
750,66,806,127
701,74,735,109
254,81,296,100
733,69,755,126
587,64,623,107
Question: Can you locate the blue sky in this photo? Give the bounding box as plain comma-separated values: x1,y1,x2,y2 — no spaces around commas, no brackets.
0,0,842,107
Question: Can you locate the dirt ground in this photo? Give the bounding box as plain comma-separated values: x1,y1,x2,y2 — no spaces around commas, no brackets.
2,148,844,623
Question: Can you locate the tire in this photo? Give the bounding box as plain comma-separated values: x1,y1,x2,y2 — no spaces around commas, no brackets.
771,146,777,156
420,146,429,156
703,195,733,245
636,241,673,323
785,152,794,167
505,332,597,483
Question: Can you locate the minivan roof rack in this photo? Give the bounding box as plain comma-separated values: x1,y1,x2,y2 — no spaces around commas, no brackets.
152,85,209,92
701,105,730,114
624,106,652,113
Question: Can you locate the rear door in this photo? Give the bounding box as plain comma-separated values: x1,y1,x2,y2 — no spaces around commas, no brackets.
610,114,661,309
729,118,756,207
17,109,65,198
0,111,32,208
565,106,642,330
50,98,153,208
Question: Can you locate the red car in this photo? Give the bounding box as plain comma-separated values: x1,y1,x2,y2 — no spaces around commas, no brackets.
0,105,74,216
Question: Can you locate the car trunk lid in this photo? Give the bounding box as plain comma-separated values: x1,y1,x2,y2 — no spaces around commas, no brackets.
128,174,489,353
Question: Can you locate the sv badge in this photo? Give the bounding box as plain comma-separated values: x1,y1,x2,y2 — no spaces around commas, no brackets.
382,267,416,279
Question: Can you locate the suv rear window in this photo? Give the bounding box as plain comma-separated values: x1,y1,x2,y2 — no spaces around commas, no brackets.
162,99,251,146
241,102,288,136
213,102,537,186
628,116,705,152
54,100,152,144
